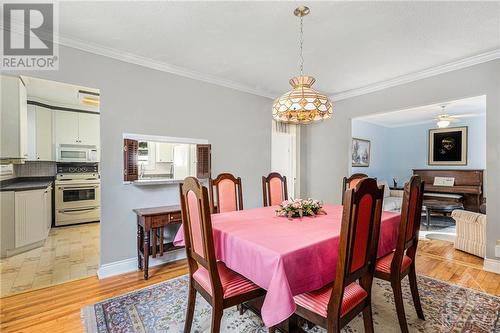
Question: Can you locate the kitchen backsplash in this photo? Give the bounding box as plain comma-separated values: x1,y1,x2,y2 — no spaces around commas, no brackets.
14,161,57,177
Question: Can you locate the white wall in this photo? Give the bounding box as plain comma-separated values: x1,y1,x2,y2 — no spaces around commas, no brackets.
302,59,499,260
11,45,272,265
352,116,487,187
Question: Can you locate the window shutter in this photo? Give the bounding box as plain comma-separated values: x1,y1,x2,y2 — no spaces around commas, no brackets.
123,139,138,181
196,144,211,179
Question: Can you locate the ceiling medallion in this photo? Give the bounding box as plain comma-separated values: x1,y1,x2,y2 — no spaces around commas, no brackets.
272,6,333,124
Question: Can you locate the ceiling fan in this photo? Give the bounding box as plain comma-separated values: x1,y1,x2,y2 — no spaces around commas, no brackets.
434,105,477,128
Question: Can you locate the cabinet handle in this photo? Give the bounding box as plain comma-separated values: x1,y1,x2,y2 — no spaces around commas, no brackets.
59,207,97,213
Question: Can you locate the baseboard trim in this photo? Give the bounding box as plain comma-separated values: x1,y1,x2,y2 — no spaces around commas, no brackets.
483,258,500,274
97,249,186,279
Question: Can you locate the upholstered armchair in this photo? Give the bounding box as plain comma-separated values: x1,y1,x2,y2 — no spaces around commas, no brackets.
452,210,486,258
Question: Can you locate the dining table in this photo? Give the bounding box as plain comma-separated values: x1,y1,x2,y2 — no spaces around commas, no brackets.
173,204,401,327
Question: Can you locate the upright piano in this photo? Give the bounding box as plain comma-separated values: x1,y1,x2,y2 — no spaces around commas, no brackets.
412,169,484,212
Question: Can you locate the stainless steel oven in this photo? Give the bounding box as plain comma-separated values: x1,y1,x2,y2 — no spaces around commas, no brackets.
55,163,100,226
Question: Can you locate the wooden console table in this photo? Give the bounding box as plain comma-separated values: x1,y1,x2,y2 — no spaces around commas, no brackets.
133,205,183,280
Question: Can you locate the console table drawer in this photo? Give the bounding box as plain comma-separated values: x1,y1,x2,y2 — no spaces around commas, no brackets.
151,215,168,227
168,211,182,222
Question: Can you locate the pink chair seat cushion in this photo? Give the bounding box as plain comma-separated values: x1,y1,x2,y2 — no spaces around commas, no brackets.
193,262,260,299
375,251,412,274
294,282,368,317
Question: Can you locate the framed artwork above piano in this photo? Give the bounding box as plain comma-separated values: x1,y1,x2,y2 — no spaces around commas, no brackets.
413,169,483,212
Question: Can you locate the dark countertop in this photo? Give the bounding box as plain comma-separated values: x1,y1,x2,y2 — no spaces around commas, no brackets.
0,177,54,192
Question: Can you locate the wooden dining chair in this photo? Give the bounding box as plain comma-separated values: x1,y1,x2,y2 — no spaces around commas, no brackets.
262,172,288,207
209,173,243,213
342,173,368,202
289,178,385,333
374,175,425,333
180,177,266,333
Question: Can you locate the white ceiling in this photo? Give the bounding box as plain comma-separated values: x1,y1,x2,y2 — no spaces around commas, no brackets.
356,95,486,128
22,76,100,112
57,2,500,98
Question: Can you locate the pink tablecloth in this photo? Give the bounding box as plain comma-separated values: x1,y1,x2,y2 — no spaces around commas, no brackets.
173,204,400,327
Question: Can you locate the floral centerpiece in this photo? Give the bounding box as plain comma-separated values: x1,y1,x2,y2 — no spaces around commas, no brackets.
276,198,326,219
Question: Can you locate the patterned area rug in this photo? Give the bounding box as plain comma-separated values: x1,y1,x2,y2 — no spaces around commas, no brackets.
82,275,500,333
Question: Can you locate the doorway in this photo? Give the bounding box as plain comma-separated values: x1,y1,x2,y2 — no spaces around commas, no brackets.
271,121,300,198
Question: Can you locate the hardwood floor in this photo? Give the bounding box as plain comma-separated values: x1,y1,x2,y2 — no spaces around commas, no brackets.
1,240,499,333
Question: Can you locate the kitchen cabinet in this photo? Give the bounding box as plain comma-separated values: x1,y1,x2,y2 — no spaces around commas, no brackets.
55,111,100,146
14,188,50,248
27,105,54,161
1,75,28,160
156,143,173,162
36,108,54,160
44,185,52,233
78,113,100,146
55,111,79,144
0,184,52,258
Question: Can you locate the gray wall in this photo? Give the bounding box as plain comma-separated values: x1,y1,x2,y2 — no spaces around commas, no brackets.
302,60,499,260
13,45,272,265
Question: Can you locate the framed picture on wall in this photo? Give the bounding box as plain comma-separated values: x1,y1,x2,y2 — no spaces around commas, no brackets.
428,126,467,165
352,138,370,167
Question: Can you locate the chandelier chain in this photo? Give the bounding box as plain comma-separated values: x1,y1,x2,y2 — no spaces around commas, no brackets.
299,15,304,76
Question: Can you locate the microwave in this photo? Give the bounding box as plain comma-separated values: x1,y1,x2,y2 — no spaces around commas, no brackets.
57,144,98,162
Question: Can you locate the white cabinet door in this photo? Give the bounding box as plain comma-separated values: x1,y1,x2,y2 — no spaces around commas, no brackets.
44,186,52,235
27,104,37,160
55,111,79,144
15,189,46,248
156,143,173,162
18,79,28,159
78,113,100,146
35,107,53,160
0,76,28,159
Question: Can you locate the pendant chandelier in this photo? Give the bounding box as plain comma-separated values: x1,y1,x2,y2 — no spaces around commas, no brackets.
272,6,333,124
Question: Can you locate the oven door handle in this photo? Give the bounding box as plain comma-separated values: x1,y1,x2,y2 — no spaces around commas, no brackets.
58,207,98,213
58,186,99,189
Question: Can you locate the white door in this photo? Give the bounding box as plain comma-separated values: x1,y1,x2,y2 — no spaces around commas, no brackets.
78,113,100,146
55,111,79,144
271,133,295,198
36,106,53,160
173,144,190,180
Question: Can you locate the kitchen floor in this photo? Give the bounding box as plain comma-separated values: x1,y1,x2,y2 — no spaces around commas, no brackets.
0,223,99,297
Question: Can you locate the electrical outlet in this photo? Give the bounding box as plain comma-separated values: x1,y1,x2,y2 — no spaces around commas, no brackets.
495,241,500,257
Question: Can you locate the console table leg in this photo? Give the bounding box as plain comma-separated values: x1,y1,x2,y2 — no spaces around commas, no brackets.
144,230,150,280
137,223,143,270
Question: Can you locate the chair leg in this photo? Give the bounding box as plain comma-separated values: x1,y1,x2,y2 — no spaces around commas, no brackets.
362,304,374,333
392,279,409,333
408,267,425,320
210,306,223,333
184,284,196,333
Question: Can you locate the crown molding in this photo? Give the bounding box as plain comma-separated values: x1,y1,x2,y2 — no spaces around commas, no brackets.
17,23,497,103
331,49,500,102
56,34,276,99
